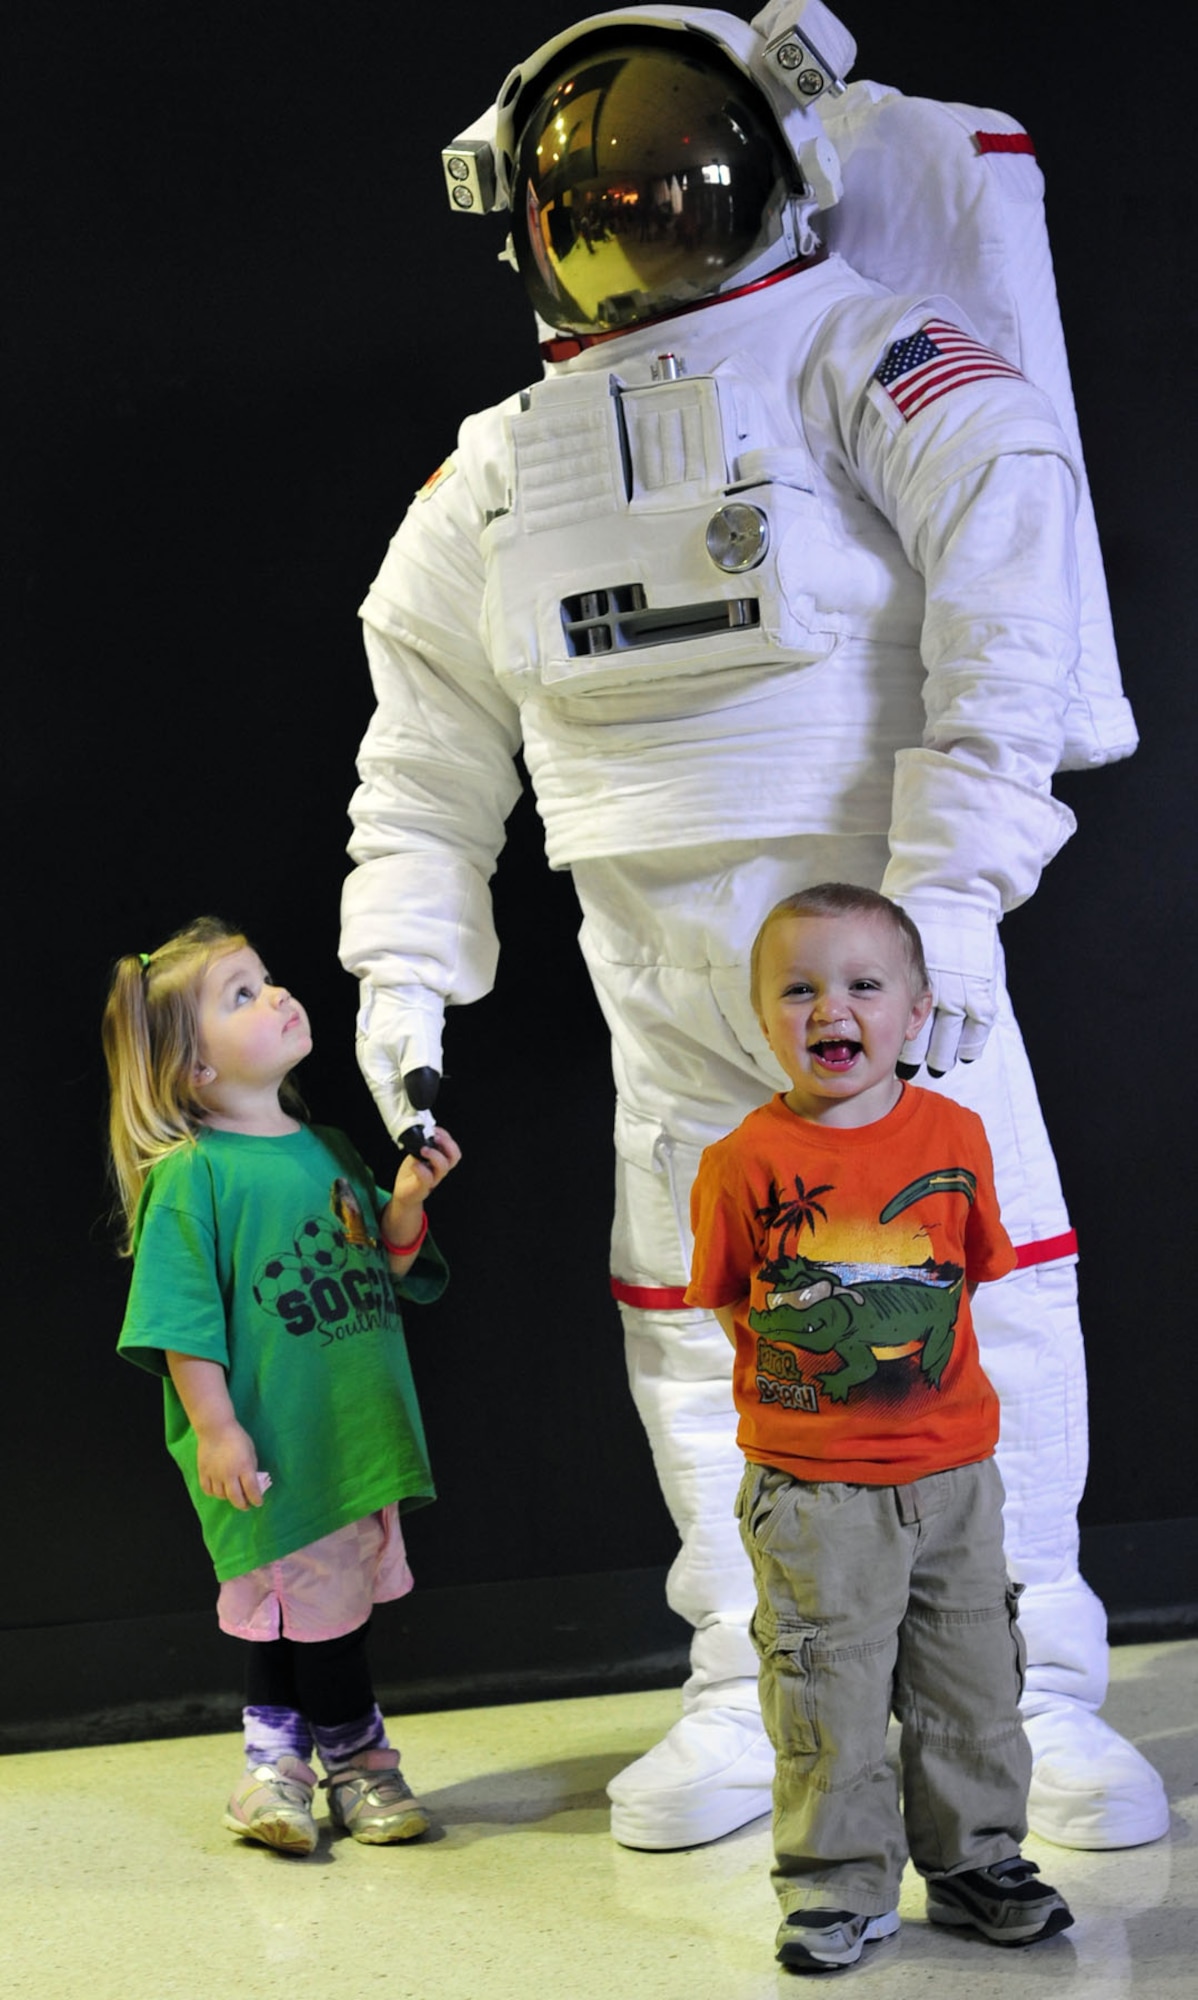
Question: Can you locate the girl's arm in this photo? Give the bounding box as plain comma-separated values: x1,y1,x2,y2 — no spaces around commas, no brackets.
166,1352,264,1511
378,1124,461,1276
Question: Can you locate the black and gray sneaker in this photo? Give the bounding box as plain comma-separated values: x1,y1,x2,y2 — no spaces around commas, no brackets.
926,1856,1074,1946
775,1908,900,1971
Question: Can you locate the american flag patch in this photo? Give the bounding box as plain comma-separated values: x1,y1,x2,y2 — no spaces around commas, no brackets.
875,319,1024,420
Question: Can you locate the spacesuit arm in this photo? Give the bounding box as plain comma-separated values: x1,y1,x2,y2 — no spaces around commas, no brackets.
848,355,1081,1069
341,437,525,1143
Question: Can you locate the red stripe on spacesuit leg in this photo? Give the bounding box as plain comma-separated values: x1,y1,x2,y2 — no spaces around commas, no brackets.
1013,1230,1079,1267
611,1231,1079,1307
611,1278,690,1310
975,131,1037,156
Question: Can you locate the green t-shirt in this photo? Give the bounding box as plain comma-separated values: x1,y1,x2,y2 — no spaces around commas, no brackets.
118,1123,445,1582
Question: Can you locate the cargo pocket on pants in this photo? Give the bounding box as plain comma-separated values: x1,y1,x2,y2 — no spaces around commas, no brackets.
1006,1580,1027,1703
753,1604,822,1759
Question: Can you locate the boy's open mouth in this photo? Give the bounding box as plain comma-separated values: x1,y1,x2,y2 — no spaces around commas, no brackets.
811,1038,861,1070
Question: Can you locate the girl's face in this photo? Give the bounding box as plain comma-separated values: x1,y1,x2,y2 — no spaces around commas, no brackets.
195,946,311,1097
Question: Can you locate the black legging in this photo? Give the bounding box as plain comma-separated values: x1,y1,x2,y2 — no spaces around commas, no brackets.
242,1618,375,1726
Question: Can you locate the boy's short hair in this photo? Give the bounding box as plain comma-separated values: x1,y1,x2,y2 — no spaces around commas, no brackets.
750,882,931,1014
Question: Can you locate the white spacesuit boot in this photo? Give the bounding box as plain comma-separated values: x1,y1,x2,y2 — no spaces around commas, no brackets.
1019,1588,1172,1851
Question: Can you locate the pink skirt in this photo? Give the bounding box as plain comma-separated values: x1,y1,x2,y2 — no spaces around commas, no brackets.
217,1504,413,1642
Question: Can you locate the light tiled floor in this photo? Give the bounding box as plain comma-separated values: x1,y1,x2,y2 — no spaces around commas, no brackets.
2,1638,1193,1999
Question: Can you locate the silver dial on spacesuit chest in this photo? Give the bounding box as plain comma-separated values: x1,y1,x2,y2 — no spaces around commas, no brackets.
705,502,770,572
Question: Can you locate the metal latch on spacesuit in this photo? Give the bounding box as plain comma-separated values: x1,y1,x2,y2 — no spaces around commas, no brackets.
479,366,842,698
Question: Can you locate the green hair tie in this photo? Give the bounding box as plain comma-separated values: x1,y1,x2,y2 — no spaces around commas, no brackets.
138,953,152,970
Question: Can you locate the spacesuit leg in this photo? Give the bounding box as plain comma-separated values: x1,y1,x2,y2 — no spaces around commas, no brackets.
573,839,853,1849
926,981,1169,1848
608,1125,776,1848
575,847,1166,1852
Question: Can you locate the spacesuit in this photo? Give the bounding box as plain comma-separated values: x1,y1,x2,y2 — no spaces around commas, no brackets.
340,1,1168,1852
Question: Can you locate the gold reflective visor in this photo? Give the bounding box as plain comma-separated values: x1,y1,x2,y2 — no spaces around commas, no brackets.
512,41,799,334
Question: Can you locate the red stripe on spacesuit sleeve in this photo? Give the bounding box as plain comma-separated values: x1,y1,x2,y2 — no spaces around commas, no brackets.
612,1229,1079,1309
975,131,1036,156
1012,1229,1078,1267
610,1279,691,1309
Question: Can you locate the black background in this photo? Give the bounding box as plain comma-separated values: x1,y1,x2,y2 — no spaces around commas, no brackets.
8,1,1195,1654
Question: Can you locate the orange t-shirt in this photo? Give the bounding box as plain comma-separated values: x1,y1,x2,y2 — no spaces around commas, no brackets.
686,1087,1016,1485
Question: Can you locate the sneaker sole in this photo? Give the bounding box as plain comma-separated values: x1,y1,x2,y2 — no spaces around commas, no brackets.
927,1894,1074,1946
777,1910,900,1969
335,1806,430,1844
222,1809,317,1856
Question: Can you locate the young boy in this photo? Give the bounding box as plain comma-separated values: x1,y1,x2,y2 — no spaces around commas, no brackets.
686,883,1073,1972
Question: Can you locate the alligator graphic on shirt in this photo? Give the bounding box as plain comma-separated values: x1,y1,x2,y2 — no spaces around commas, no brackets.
748,1249,964,1402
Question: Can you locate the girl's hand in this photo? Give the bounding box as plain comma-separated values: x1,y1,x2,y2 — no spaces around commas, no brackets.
195,1418,264,1511
167,1352,266,1511
393,1124,461,1207
380,1126,461,1270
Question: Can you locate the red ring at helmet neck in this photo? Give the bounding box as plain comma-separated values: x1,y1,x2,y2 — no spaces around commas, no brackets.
538,248,829,363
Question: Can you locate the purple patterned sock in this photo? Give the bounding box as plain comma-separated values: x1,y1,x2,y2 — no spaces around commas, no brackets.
243,1704,314,1769
310,1702,390,1772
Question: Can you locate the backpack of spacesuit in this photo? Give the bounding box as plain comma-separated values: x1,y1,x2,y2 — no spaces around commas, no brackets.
817,74,1137,769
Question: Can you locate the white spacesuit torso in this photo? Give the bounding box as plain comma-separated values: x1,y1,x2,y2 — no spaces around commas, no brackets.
356,249,1077,954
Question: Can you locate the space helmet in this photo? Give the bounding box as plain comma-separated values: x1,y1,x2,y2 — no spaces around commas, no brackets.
442,5,855,336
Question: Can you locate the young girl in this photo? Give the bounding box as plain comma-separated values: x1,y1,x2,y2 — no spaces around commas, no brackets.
103,915,460,1856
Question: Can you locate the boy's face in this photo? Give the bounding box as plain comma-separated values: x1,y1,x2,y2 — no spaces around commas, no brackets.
755,912,932,1128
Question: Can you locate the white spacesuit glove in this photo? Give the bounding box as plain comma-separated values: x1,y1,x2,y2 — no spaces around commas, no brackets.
894,899,999,1078
355,982,445,1157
